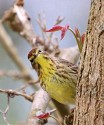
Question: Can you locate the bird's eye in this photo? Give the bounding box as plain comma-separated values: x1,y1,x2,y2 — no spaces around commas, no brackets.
30,59,34,63
38,50,41,53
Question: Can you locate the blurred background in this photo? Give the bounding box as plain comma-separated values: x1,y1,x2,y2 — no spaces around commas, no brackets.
0,0,90,124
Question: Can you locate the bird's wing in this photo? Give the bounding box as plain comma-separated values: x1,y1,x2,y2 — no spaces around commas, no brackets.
54,57,78,73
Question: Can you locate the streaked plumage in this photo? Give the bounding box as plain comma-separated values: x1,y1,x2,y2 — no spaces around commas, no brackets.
28,48,78,104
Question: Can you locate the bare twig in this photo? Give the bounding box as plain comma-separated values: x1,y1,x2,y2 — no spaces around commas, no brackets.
16,80,39,92
55,16,65,25
37,13,46,41
0,89,34,102
0,95,10,125
0,70,30,79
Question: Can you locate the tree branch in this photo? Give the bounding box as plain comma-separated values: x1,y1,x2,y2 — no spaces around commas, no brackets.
0,23,33,82
0,89,33,102
0,70,30,79
27,88,51,125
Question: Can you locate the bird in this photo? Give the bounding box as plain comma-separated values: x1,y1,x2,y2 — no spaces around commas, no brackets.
28,48,78,105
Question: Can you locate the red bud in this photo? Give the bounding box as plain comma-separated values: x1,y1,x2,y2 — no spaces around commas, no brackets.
81,33,85,43
45,25,63,32
35,112,49,119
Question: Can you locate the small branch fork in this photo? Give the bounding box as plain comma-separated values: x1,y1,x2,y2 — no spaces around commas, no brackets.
0,94,11,125
0,79,39,125
0,88,34,125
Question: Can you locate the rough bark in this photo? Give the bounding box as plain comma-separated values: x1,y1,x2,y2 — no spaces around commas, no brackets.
74,0,104,125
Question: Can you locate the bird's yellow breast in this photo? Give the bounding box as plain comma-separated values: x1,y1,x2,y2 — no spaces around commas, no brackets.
40,71,76,105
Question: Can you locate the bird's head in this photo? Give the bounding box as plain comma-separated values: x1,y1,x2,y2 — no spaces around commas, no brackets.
28,48,53,69
28,48,42,64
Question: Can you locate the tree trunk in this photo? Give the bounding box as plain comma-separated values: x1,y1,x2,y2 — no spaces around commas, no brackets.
74,0,104,125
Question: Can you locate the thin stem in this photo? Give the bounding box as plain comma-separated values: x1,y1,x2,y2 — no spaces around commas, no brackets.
50,115,62,125
68,28,82,53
